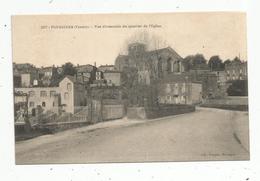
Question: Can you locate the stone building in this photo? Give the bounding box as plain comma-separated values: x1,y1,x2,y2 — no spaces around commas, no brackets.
13,63,40,87
15,87,60,115
225,61,248,81
14,75,87,115
59,75,87,113
189,68,220,98
103,71,122,86
157,73,202,105
39,66,58,87
115,43,185,85
75,64,97,84
98,65,115,72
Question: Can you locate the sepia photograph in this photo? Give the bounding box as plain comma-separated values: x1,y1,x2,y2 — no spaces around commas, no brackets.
12,12,249,164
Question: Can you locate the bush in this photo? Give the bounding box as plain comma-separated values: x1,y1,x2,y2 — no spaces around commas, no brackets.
227,80,248,96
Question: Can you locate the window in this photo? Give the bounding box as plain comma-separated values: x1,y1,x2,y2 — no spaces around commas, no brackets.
174,83,178,95
29,91,35,97
166,95,171,103
53,102,55,107
64,92,69,100
182,83,186,93
175,96,180,104
181,95,185,103
40,91,47,97
67,83,72,91
42,102,46,107
29,101,34,107
50,91,56,97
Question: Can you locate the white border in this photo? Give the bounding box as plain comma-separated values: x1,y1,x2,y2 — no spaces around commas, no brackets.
0,1,259,181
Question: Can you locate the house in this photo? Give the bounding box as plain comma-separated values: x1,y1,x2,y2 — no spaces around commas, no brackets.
225,61,247,81
189,68,220,98
14,75,87,115
59,75,87,113
75,64,97,84
157,73,202,105
14,87,60,115
212,70,229,97
98,65,115,72
103,71,122,86
39,66,58,87
13,63,39,87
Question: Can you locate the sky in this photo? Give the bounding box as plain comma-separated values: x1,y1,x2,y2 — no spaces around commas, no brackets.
12,12,247,67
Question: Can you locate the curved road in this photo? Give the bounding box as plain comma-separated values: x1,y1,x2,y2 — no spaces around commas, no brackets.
16,107,249,164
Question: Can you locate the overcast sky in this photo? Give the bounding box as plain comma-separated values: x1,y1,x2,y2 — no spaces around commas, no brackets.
12,12,247,67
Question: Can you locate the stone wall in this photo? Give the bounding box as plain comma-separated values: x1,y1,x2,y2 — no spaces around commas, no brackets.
102,105,125,120
127,104,195,120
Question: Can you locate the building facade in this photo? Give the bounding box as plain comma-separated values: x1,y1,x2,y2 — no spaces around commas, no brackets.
98,65,115,72
103,71,122,86
75,64,97,84
14,75,87,115
157,74,202,105
225,62,247,81
115,43,185,85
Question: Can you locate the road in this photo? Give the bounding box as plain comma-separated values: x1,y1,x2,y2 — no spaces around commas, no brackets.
15,107,249,164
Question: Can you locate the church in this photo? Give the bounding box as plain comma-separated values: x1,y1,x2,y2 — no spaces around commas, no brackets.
114,42,185,85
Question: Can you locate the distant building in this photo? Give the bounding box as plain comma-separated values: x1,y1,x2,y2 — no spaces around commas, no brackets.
157,73,202,105
225,62,247,81
76,64,97,84
103,71,122,86
189,68,220,98
39,66,58,87
98,65,115,72
212,70,229,97
13,63,39,88
95,70,103,81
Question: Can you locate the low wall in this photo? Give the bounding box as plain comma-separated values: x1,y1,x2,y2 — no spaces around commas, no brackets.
204,96,248,105
201,96,248,111
127,104,195,120
102,104,125,120
127,107,147,120
145,105,195,119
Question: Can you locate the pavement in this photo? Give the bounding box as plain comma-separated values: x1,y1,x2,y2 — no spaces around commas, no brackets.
15,107,250,164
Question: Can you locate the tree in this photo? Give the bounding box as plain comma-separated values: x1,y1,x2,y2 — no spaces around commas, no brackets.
183,54,207,71
227,80,248,96
183,55,193,71
208,55,224,71
193,54,207,66
233,56,242,64
62,62,77,76
223,59,232,66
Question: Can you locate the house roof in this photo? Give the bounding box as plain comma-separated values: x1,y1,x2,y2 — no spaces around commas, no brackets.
115,46,183,65
64,75,77,83
147,47,183,60
76,64,95,73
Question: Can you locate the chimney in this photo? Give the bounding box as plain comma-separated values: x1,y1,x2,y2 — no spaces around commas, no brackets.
94,62,96,67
